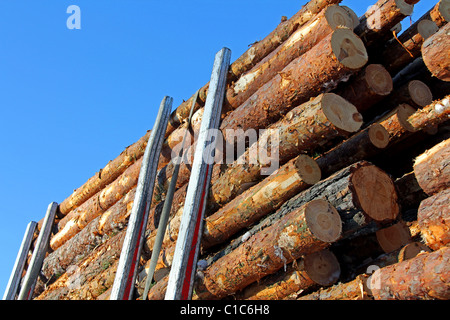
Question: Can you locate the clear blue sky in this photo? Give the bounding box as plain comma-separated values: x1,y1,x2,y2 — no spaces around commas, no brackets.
0,0,432,297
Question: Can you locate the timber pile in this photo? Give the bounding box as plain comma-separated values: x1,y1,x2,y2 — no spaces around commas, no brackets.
15,0,449,301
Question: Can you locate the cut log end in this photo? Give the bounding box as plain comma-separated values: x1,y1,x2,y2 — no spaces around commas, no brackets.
331,27,368,70
325,5,357,30
368,124,390,149
397,104,417,132
304,249,341,286
375,222,412,253
440,0,450,22
408,80,433,107
305,199,342,243
295,155,321,185
365,64,393,96
395,0,414,16
417,20,439,40
398,242,431,262
322,93,363,133
351,165,400,222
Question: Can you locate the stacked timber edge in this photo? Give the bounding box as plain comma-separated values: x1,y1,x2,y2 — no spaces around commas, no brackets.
11,0,450,301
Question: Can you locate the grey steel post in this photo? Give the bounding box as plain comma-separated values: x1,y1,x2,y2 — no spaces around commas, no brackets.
165,47,231,300
3,221,38,300
18,202,58,300
109,96,172,300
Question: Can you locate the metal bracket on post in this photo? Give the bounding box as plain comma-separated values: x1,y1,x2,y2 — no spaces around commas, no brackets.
3,221,38,300
165,47,231,300
18,202,58,300
109,96,172,300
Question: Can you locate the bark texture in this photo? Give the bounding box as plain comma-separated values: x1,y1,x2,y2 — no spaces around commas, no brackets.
220,28,367,144
413,138,450,196
422,23,450,81
418,187,450,250
198,200,342,299
369,246,450,300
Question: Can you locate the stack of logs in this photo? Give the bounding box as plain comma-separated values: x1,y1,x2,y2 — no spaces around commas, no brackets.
20,0,449,300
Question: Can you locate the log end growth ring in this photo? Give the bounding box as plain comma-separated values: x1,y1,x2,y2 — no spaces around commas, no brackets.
295,155,322,185
408,80,433,108
368,124,390,149
351,165,400,222
322,93,363,133
304,249,341,286
325,5,357,30
365,64,393,96
305,199,342,243
439,0,450,22
331,27,368,70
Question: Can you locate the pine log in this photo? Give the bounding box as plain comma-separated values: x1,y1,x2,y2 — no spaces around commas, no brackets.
413,138,450,195
59,130,150,215
236,250,340,300
36,230,126,300
164,0,344,138
202,155,321,249
375,222,412,253
206,161,400,271
226,5,357,111
369,246,450,300
422,23,450,81
380,1,447,75
394,171,428,211
254,161,399,239
378,104,416,143
50,157,142,250
315,123,389,178
437,0,450,22
197,199,342,299
406,95,450,131
354,0,414,49
335,64,393,113
211,93,363,210
298,274,371,300
418,187,450,250
219,27,368,145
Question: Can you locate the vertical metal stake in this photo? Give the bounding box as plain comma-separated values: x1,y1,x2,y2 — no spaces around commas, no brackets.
18,202,58,300
3,221,38,300
109,96,172,300
165,47,231,300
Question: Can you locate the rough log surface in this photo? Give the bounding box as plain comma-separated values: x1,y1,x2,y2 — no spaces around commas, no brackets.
418,187,450,250
369,246,450,300
413,138,450,195
422,23,450,81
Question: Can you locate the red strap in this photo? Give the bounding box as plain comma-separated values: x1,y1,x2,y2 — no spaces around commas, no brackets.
123,202,147,300
180,165,210,300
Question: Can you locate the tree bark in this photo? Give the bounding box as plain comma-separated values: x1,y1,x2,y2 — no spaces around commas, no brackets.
203,155,321,249
315,123,390,178
394,171,428,211
226,5,357,111
220,27,368,145
406,95,450,131
50,157,142,250
422,23,450,81
354,0,414,50
335,64,393,113
413,138,450,196
369,246,450,300
380,1,447,75
164,0,344,139
418,187,450,250
235,250,340,300
211,93,363,210
197,199,342,299
58,130,150,215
